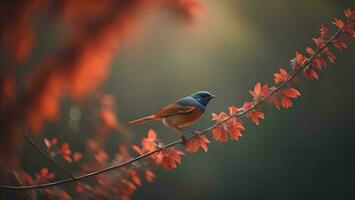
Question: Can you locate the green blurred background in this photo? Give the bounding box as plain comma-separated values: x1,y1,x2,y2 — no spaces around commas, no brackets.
13,0,355,199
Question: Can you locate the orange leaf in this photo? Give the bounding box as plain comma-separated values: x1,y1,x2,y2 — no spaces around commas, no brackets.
212,126,228,142
94,150,108,163
132,145,143,155
73,152,82,162
211,112,228,122
144,169,155,182
186,135,210,152
37,168,55,182
229,106,239,115
273,68,289,84
281,96,293,109
225,118,244,141
129,169,142,186
147,129,157,141
332,18,345,29
295,51,307,64
304,68,319,80
312,56,326,70
306,47,315,55
313,38,325,48
160,149,184,170
332,39,348,51
282,88,301,99
242,101,253,112
344,9,355,20
249,82,262,99
248,111,264,125
320,25,328,39
261,84,269,96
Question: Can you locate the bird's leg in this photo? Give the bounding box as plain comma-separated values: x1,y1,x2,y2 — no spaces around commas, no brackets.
180,128,201,137
172,127,187,145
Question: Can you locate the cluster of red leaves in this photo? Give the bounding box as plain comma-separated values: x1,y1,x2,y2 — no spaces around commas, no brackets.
44,138,82,163
132,129,185,170
55,132,161,200
210,107,245,142
18,168,72,199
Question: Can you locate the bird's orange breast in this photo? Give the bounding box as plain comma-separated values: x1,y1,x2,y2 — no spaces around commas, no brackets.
162,109,203,128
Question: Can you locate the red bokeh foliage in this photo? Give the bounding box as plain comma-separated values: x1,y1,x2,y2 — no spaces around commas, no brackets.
0,0,203,167
0,4,353,200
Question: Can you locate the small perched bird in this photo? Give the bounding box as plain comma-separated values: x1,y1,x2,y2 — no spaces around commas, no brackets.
129,91,216,143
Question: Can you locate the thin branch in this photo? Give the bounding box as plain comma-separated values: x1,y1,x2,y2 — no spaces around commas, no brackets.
0,26,347,190
23,132,77,180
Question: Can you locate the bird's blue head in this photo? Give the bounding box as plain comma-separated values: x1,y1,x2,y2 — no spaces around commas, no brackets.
190,91,216,107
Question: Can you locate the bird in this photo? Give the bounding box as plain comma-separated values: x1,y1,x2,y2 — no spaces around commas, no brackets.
129,91,216,143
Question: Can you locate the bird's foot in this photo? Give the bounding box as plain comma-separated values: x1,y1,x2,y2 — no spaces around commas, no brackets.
180,135,187,145
192,130,201,137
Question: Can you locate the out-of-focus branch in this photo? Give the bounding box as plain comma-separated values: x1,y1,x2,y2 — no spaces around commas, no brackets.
23,132,77,180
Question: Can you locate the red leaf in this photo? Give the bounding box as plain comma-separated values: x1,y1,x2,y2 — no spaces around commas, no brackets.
94,150,108,163
282,88,301,98
332,39,348,51
212,126,228,142
274,68,289,84
312,57,326,70
185,135,210,152
332,18,345,29
248,111,264,125
73,152,82,162
313,38,325,48
261,84,269,96
306,47,315,55
76,183,84,193
211,112,229,122
323,47,336,63
344,24,354,39
142,129,158,151
37,168,55,182
160,149,184,170
295,51,307,64
267,94,280,110
304,68,319,80
281,96,293,109
225,118,244,141
129,169,142,186
58,142,72,162
242,101,253,112
320,25,328,39
147,129,157,141
249,82,262,99
229,106,239,115
344,9,355,20
144,169,155,182
132,145,143,155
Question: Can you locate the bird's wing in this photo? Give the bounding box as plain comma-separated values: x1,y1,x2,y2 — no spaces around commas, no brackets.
155,103,196,117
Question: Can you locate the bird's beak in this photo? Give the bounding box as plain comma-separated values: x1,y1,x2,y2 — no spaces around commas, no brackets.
210,95,217,99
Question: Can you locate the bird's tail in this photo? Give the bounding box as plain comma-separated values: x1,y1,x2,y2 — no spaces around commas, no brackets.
129,115,157,125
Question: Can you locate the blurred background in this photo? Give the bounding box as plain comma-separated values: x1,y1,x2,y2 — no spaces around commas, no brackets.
1,0,354,199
